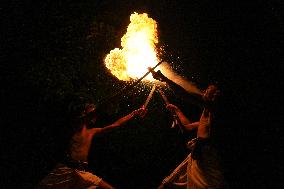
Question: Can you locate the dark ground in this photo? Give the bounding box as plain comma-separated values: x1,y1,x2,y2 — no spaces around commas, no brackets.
1,0,283,188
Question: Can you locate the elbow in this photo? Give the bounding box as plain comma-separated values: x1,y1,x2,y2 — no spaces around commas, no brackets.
184,122,199,131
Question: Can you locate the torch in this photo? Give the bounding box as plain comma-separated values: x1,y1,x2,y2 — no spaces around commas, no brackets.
157,88,184,133
139,84,157,118
97,60,164,107
149,69,213,109
143,84,157,109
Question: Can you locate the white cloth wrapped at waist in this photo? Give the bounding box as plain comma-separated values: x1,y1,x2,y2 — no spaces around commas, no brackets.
162,142,225,189
37,163,102,189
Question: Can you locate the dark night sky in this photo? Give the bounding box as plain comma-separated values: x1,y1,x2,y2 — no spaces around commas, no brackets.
1,0,283,189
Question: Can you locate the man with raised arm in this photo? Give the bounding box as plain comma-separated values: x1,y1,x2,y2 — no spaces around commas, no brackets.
37,96,146,189
157,84,226,189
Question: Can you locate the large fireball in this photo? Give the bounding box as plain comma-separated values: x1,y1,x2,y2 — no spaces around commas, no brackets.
105,12,159,81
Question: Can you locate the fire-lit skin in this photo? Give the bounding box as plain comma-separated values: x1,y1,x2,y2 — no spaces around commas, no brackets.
70,106,146,189
166,104,200,131
165,85,219,138
165,105,212,139
157,85,220,189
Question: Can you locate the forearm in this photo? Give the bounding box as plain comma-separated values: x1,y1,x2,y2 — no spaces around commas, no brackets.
112,110,137,126
97,179,116,189
164,77,204,109
174,109,191,127
184,121,199,131
98,111,137,134
174,110,199,131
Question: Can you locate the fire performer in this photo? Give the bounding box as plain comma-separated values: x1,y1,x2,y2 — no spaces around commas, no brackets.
37,96,146,189
156,85,226,189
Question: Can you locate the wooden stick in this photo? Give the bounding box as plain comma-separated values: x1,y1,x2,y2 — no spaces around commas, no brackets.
157,88,184,133
144,84,157,109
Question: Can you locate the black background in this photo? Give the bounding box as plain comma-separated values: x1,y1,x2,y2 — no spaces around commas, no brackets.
1,0,282,188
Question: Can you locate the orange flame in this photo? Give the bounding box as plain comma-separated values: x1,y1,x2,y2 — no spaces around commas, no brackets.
105,12,160,81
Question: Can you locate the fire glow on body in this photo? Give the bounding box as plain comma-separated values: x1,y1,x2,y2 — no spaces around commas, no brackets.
105,12,160,81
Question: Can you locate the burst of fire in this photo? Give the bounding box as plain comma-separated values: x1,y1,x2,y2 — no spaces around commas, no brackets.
105,12,160,81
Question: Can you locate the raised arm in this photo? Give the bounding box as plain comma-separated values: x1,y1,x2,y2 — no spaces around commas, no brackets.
166,104,199,131
96,179,116,189
110,107,145,127
95,107,146,135
151,70,204,109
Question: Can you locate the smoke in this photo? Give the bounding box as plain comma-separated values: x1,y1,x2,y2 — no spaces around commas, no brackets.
159,62,203,96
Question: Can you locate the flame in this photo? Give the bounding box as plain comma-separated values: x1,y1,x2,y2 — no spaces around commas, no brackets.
105,12,159,81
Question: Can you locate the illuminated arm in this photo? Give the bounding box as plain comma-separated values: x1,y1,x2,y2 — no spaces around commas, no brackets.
96,107,146,134
166,104,198,131
96,180,116,189
151,70,204,108
110,108,143,127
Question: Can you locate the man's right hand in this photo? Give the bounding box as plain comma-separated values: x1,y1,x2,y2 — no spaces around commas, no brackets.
150,70,167,82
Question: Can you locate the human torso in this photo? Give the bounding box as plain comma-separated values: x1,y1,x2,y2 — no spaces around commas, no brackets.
69,127,99,162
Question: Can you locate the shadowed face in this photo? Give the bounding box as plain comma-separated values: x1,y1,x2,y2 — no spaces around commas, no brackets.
84,104,98,127
203,85,220,102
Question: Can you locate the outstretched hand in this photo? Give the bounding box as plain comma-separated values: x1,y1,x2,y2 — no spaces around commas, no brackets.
133,106,147,118
133,106,145,115
150,70,167,82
